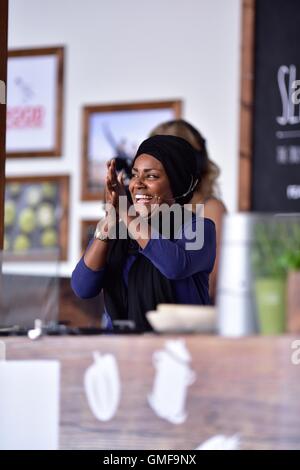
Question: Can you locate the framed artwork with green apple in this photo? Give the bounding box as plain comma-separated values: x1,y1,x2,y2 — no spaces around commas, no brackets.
4,175,69,260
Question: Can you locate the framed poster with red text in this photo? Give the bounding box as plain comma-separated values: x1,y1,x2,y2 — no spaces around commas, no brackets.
6,47,64,158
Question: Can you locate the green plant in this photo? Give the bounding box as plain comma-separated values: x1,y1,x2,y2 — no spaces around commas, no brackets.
252,218,300,277
252,219,288,278
278,221,300,271
279,249,300,270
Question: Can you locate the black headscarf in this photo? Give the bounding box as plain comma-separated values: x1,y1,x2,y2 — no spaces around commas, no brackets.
133,134,199,205
103,135,199,331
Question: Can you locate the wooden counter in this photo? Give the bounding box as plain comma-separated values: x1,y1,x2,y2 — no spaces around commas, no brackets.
2,334,300,450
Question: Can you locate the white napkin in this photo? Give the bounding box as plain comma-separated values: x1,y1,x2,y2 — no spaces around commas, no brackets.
196,434,240,450
0,360,60,450
84,351,121,422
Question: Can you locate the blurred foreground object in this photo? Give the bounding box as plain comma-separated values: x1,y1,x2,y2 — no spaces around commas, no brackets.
146,304,216,333
217,213,257,336
217,213,300,336
287,271,300,333
195,434,240,450
0,360,60,450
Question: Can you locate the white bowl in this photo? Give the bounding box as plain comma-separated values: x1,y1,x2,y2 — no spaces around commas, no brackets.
146,304,216,333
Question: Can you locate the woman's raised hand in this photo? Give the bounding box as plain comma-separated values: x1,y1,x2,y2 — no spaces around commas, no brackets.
105,159,127,213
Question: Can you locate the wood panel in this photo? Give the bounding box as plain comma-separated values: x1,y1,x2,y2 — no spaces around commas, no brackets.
0,0,8,249
238,0,255,211
3,334,300,450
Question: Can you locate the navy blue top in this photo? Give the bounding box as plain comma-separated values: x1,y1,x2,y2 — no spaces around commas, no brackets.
71,216,216,328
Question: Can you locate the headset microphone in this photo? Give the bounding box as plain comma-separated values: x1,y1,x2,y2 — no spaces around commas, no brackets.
153,175,199,203
174,175,199,200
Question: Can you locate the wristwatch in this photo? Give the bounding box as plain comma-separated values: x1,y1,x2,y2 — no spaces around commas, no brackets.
94,219,110,242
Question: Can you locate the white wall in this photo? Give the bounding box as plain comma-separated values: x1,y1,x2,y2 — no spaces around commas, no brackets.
6,0,242,276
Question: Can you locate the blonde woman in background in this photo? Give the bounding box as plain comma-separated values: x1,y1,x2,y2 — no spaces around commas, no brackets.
150,119,227,303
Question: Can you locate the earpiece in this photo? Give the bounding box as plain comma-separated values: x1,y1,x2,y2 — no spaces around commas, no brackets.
158,175,199,203
174,175,199,200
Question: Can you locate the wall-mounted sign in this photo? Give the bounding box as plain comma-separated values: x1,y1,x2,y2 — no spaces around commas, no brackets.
252,0,300,212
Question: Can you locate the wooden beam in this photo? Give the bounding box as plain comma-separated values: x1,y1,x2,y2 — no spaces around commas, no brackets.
238,0,255,211
0,0,8,250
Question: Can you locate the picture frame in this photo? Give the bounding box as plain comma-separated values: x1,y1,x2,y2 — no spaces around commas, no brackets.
4,175,69,261
81,100,182,200
6,46,64,158
81,219,98,254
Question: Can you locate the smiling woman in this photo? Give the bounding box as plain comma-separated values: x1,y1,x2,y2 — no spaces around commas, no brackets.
71,135,216,331
130,154,174,210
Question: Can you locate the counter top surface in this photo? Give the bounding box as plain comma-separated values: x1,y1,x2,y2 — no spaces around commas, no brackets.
2,334,300,450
